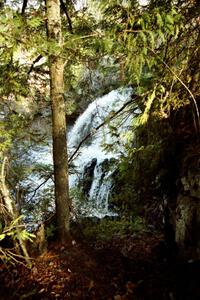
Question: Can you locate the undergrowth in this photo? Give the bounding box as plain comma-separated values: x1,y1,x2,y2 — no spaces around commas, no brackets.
81,216,147,242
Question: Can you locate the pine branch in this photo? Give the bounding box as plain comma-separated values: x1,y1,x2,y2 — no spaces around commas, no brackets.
148,47,200,133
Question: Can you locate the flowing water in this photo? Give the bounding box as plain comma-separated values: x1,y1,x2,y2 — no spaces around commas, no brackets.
68,87,133,217
27,87,134,218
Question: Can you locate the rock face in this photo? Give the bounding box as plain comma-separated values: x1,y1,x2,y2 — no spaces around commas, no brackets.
181,171,200,199
175,195,200,259
175,168,200,259
81,158,97,196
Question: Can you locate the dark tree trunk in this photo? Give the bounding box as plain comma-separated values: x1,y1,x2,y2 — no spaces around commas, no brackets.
46,0,70,242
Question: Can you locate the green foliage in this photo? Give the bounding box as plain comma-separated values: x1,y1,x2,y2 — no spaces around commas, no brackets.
99,0,199,119
139,87,156,125
0,217,35,265
70,187,92,217
0,113,28,158
82,217,147,241
26,16,44,29
2,216,34,240
98,0,200,223
0,0,199,231
108,108,178,217
45,223,56,239
0,7,46,99
0,215,35,245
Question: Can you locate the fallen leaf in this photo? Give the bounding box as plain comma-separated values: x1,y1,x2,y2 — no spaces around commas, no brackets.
88,280,94,291
126,281,136,293
114,295,122,300
31,267,38,275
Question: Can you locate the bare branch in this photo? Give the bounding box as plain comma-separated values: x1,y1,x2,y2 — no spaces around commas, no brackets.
21,0,28,15
27,55,43,75
27,174,54,203
60,0,73,34
68,96,135,163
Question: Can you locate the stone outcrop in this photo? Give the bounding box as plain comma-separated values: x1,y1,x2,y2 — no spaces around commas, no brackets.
175,167,200,259
175,195,200,258
81,158,97,196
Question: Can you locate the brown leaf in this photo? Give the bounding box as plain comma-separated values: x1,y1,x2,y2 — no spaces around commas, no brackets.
126,281,136,293
88,280,94,291
114,295,122,300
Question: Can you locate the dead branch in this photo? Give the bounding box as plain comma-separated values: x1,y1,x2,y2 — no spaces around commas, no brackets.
60,0,73,33
68,97,135,163
21,0,28,15
27,55,43,75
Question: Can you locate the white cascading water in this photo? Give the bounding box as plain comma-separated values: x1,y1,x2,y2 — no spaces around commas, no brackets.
27,87,134,219
68,87,133,217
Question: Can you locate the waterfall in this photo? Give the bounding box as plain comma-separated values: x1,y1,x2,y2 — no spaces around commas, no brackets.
27,87,134,219
68,87,133,217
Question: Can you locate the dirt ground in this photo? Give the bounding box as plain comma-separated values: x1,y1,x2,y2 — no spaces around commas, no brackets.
0,232,200,300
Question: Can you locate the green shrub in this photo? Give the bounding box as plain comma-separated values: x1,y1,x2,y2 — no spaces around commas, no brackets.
82,216,147,241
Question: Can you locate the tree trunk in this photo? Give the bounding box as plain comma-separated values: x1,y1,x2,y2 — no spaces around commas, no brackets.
46,0,70,242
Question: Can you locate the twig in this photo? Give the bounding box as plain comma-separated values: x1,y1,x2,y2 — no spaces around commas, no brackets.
27,174,54,203
60,0,73,33
68,97,135,163
148,47,200,132
27,55,43,75
21,0,28,15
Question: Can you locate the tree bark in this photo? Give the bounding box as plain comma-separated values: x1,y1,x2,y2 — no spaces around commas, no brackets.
46,0,70,242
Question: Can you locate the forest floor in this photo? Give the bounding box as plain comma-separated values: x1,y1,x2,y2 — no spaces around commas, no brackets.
0,230,200,300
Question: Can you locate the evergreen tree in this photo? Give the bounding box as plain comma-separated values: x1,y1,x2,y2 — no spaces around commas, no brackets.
46,0,70,241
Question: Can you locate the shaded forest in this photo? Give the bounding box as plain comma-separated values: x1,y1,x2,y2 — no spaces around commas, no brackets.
0,0,200,299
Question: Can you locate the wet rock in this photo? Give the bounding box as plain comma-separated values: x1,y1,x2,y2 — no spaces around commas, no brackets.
181,172,200,199
81,158,97,196
175,195,200,259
